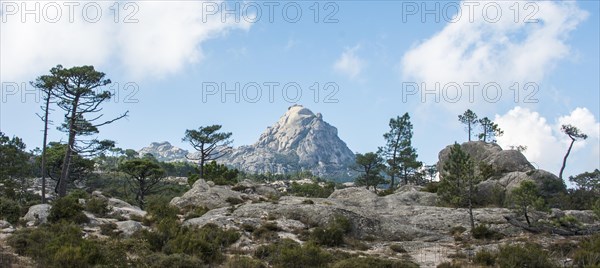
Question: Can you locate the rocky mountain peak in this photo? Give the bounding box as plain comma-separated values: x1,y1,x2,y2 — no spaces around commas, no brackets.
223,105,355,179
138,141,188,162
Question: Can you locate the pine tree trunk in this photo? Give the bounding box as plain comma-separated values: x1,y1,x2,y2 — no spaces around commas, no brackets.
40,93,50,203
58,99,79,197
559,137,575,180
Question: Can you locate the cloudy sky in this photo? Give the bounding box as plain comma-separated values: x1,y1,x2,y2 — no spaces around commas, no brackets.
1,0,598,183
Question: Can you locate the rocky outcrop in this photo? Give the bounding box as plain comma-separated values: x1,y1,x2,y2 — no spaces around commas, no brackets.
170,179,246,209
115,220,144,237
437,141,564,204
437,141,534,174
220,105,356,179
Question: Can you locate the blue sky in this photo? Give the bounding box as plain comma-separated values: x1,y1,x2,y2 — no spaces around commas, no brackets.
1,0,599,181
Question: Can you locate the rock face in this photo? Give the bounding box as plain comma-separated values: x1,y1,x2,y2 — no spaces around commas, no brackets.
138,141,189,162
221,105,356,179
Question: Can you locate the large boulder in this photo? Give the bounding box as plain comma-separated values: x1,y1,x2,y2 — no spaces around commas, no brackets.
115,220,144,237
438,141,534,175
22,204,51,225
170,179,244,209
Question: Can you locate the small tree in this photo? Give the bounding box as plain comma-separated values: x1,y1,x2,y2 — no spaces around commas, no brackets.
183,125,233,178
119,158,165,209
509,180,546,227
458,109,478,141
0,132,33,202
353,152,386,193
438,143,480,229
569,169,600,193
559,125,588,180
478,117,503,143
41,142,95,193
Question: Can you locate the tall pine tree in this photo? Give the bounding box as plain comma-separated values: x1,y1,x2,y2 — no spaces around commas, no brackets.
379,113,421,188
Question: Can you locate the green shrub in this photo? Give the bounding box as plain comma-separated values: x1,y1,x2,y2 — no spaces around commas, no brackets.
143,253,206,268
255,239,332,268
100,222,119,237
67,189,90,200
226,197,244,205
377,188,395,197
390,244,407,253
472,224,503,240
48,197,88,224
421,182,439,193
164,223,240,264
496,243,555,268
302,199,315,205
332,256,418,268
289,182,335,198
572,234,600,267
436,261,462,268
203,161,239,186
449,226,466,236
85,197,109,217
7,223,126,267
473,249,496,266
309,215,352,247
184,206,209,220
593,199,600,219
552,215,581,228
224,255,266,268
146,197,179,222
0,197,21,224
253,222,280,241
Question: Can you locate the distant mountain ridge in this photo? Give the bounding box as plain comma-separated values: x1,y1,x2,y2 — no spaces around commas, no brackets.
138,105,356,179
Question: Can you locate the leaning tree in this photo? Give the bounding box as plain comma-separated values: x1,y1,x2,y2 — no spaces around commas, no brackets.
41,65,128,196
559,124,587,180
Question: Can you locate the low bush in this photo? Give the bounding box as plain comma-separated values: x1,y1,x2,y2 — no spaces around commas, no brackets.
421,182,439,193
331,256,418,268
163,223,240,264
142,253,206,268
449,226,466,236
255,239,332,268
253,222,280,241
496,243,555,268
309,215,352,247
226,197,244,205
224,255,266,268
377,188,395,197
85,197,109,217
289,182,335,198
183,206,209,220
7,223,126,267
47,197,88,224
0,197,21,224
145,197,179,222
572,234,600,267
436,261,462,268
473,249,496,266
471,225,503,240
390,244,407,253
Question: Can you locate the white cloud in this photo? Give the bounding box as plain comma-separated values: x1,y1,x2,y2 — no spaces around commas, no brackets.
401,1,587,87
0,1,250,81
333,45,364,79
495,106,599,179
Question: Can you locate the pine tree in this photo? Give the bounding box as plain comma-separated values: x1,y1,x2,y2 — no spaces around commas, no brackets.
458,109,478,141
379,113,421,188
438,143,480,229
478,117,503,142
